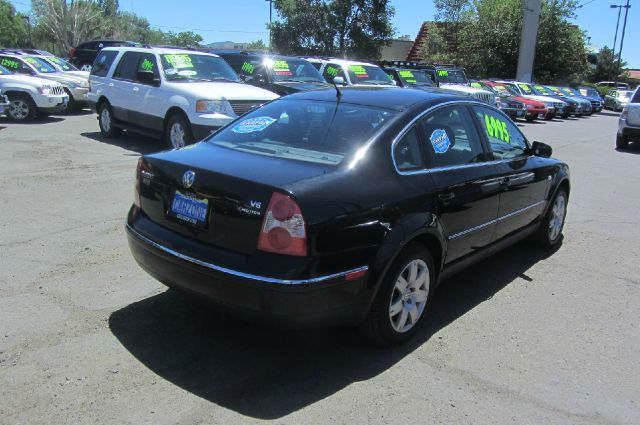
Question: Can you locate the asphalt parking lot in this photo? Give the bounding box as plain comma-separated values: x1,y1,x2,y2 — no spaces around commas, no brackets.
1,110,639,424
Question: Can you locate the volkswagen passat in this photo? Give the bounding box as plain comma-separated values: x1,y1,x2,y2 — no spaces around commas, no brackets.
126,87,570,344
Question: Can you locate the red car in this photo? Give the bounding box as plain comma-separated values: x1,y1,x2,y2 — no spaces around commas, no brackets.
484,81,548,122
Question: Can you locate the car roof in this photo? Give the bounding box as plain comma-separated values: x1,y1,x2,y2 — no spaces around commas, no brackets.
321,58,379,67
102,46,221,57
213,51,311,62
281,86,465,111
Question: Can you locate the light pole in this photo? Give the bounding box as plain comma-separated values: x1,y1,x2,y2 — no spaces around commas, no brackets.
613,0,631,89
265,0,273,51
610,4,623,54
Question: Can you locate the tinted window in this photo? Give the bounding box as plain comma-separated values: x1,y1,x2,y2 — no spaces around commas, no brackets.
397,69,434,86
436,69,468,84
24,57,57,73
0,56,33,75
418,105,486,168
393,127,424,171
91,50,118,77
0,64,12,75
267,58,325,83
114,51,141,80
160,54,239,82
137,53,159,82
322,63,345,83
224,56,263,78
632,89,640,103
346,64,392,85
474,106,528,160
45,56,78,71
208,100,397,166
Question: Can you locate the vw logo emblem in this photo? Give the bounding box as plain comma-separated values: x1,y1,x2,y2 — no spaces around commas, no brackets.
182,170,195,189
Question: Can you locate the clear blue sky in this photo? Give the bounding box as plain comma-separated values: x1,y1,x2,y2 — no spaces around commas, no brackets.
9,0,639,68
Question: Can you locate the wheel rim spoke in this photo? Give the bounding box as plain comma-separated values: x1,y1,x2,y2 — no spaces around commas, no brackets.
389,258,430,333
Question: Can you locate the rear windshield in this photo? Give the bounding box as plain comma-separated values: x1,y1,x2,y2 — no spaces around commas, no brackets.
208,100,397,165
160,54,239,82
24,57,57,73
579,87,599,97
436,69,468,85
492,84,518,96
45,56,78,71
0,65,12,75
267,58,325,83
347,65,392,85
531,85,555,96
397,69,434,86
561,87,579,96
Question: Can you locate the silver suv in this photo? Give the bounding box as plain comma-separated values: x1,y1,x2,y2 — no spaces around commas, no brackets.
617,87,640,150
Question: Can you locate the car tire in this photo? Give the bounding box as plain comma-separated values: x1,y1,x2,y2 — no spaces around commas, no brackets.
525,116,536,122
533,189,567,248
616,134,629,150
63,88,77,112
362,242,435,345
98,102,122,138
6,93,37,121
561,112,570,119
165,113,193,149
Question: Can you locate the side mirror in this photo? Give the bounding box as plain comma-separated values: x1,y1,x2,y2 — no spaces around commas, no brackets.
529,141,552,158
137,70,160,87
333,76,346,86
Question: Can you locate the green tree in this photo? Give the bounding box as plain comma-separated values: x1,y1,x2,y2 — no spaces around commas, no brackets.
272,0,394,59
419,0,471,64
247,39,267,50
457,0,588,82
589,46,627,83
0,0,29,48
165,31,203,48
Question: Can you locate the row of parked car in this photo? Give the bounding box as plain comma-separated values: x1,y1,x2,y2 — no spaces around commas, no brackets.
0,44,636,150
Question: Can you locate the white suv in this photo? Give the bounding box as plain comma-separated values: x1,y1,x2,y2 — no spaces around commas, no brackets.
617,87,640,150
0,64,68,121
87,47,279,148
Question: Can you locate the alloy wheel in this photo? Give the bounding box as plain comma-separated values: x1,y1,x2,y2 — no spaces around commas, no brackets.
9,99,30,120
548,193,566,241
170,122,186,148
100,108,111,132
389,259,430,333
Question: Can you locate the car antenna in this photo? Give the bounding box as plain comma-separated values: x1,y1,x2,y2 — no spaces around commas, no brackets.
332,77,343,100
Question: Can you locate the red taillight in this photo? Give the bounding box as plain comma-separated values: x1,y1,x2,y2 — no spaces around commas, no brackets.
258,192,307,256
69,47,77,58
134,158,151,208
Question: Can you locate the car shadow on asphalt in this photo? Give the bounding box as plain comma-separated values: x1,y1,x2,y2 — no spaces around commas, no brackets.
598,111,620,117
109,240,561,419
81,131,162,155
0,116,65,125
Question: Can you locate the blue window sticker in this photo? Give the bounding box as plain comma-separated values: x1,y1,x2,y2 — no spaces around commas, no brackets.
430,129,450,154
232,116,276,134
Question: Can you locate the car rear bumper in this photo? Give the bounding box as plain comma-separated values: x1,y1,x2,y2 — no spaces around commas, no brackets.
126,221,372,328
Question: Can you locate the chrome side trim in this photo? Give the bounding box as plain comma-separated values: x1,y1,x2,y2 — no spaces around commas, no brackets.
447,200,545,240
126,224,368,285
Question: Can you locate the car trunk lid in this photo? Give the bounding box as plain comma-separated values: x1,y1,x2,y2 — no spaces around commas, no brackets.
138,143,332,255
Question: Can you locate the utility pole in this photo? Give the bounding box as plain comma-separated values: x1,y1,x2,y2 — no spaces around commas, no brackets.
516,0,542,83
610,4,623,54
613,0,631,90
265,0,273,51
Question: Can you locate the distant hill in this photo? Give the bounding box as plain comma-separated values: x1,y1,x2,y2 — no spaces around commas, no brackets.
204,41,250,50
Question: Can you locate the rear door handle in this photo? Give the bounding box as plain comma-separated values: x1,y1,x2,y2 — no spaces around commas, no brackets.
438,192,455,201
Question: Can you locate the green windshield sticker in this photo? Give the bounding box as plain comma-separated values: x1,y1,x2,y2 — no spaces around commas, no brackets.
1,58,19,69
438,70,449,77
471,82,482,89
387,73,394,80
241,61,255,74
326,66,338,77
562,88,573,94
534,85,545,91
399,70,414,78
579,89,588,96
349,65,369,78
484,115,510,144
518,84,532,93
406,79,417,83
272,60,292,76
164,54,193,69
140,58,154,71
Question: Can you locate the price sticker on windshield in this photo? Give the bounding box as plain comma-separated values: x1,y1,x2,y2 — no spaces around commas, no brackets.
273,60,292,76
164,54,193,69
399,70,414,78
349,65,369,78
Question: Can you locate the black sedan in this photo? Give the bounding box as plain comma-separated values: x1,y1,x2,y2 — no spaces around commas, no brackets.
126,87,570,345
